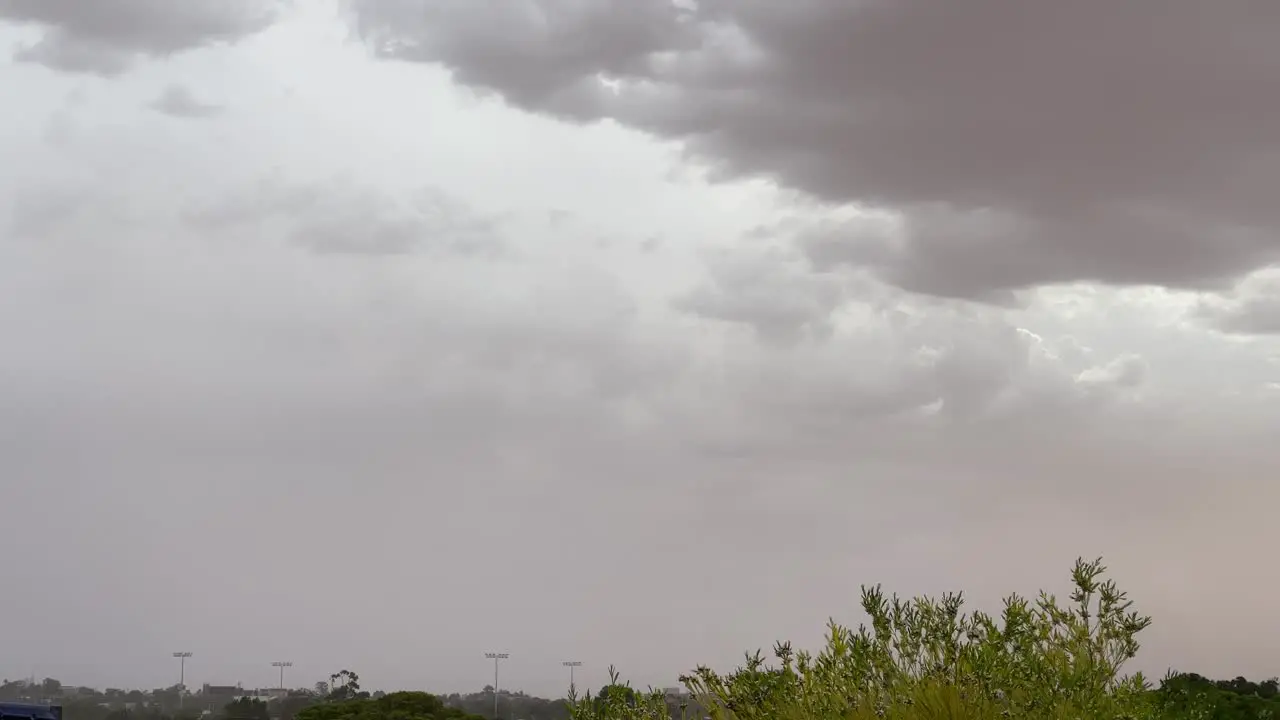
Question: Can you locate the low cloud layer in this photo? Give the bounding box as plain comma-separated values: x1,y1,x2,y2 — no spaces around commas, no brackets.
349,0,1280,300
2,0,285,75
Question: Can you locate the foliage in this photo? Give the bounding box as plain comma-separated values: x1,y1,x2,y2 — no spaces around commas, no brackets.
1152,672,1280,720
280,691,325,720
568,557,1161,720
438,689,571,720
222,697,270,720
326,672,370,703
296,691,481,720
568,668,699,720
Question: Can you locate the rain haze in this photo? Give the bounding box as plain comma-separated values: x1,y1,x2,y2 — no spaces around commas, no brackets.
3,0,1280,700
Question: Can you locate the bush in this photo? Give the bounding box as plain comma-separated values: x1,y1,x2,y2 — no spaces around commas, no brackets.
568,557,1157,720
296,692,483,720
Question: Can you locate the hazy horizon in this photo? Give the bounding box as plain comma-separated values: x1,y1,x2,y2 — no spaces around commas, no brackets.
3,0,1280,700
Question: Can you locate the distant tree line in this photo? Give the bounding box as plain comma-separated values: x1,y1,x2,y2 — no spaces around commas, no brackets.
0,672,703,720
1152,672,1280,719
7,667,1280,720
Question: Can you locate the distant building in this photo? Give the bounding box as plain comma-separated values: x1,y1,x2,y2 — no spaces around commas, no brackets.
199,684,242,714
231,689,286,702
202,685,241,696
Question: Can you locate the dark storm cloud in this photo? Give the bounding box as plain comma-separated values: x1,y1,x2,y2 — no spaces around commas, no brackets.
348,0,1280,299
348,0,701,110
1,0,285,74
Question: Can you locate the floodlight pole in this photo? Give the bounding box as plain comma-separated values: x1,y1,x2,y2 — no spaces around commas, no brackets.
172,652,193,712
562,661,582,693
484,652,509,719
271,662,293,690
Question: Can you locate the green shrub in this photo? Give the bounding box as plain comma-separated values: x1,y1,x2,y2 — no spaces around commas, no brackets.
569,557,1157,720
296,691,482,720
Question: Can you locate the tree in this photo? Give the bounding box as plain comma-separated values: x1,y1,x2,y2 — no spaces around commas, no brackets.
1154,672,1280,720
62,697,115,720
0,680,28,701
279,691,320,720
297,692,482,720
222,698,270,720
591,681,638,715
571,557,1158,720
324,671,368,703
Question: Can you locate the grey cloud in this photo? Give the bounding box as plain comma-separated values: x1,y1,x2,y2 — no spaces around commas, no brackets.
673,245,847,344
348,0,700,114
42,86,88,146
1,0,285,74
668,319,1151,465
899,311,1149,422
1195,271,1280,335
1076,353,1148,391
43,109,75,145
1,182,669,462
348,1,1280,299
0,183,699,688
668,235,1146,428
12,29,132,76
150,84,223,118
547,208,573,227
667,245,1148,449
186,176,506,257
5,176,1270,695
1212,302,1280,335
9,26,1280,693
8,183,99,240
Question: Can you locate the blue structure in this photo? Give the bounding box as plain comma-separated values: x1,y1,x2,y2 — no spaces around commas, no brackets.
0,704,62,720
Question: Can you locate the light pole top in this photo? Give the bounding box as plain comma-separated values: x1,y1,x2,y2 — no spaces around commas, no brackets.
484,653,510,659
562,661,582,667
173,652,193,658
271,662,293,667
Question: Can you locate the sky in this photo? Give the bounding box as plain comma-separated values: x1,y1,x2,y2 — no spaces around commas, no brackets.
2,0,1280,699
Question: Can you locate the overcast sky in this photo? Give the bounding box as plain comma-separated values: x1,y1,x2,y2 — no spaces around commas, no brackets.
3,0,1280,698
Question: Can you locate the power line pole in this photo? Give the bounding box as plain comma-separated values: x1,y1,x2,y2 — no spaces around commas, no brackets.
271,662,293,690
562,661,582,694
172,652,193,713
483,653,508,720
